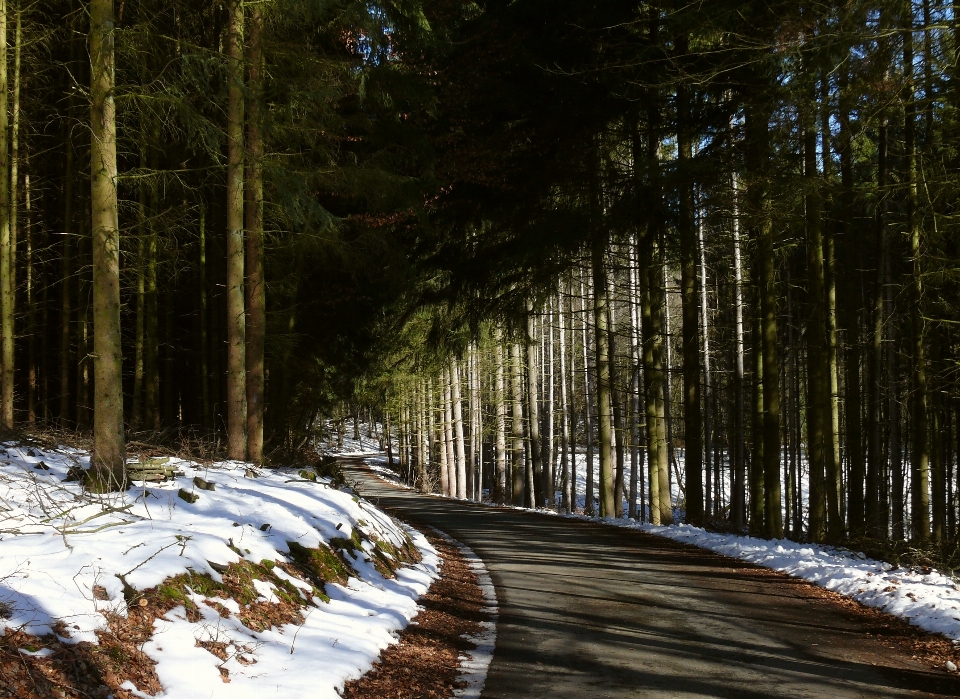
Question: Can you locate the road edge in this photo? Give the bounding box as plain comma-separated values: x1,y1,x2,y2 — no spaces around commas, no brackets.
426,527,499,699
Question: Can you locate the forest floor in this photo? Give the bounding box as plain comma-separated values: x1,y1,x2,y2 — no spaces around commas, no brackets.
0,438,441,699
350,458,960,698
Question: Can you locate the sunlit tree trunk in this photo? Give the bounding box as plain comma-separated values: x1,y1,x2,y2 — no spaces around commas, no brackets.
731,172,746,531
452,356,467,499
0,0,11,428
592,232,615,518
495,330,507,503
558,284,571,512
511,341,525,505
698,196,713,519
442,373,453,497
525,301,543,507
545,308,556,508
89,0,125,488
245,0,265,462
581,274,595,515
225,0,247,460
606,261,625,517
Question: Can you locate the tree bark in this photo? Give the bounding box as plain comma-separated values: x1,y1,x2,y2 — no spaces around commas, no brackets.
452,356,467,499
699,211,713,519
677,75,703,526
494,330,507,503
225,0,247,460
593,234,615,518
558,284,571,512
731,172,746,530
89,0,126,489
245,0,265,462
511,341,525,505
525,302,543,507
0,0,11,428
581,275,595,515
904,0,930,543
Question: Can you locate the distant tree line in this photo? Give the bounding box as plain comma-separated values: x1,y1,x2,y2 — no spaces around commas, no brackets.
380,0,960,546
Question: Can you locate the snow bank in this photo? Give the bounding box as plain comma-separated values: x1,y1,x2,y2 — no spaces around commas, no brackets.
0,442,439,699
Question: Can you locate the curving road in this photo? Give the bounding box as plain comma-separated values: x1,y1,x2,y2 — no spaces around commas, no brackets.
342,459,960,698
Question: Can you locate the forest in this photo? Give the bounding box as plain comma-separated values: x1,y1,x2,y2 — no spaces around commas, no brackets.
4,0,959,551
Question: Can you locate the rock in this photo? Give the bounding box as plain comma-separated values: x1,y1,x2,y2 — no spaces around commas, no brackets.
193,476,216,491
299,469,317,482
948,661,958,672
178,488,199,504
34,462,50,471
245,469,258,478
259,523,271,531
64,466,87,482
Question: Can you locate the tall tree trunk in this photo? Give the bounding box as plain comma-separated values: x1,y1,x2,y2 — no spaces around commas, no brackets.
199,207,210,428
511,341,525,505
804,95,828,543
744,96,782,539
839,58,864,536
634,112,672,526
822,75,843,541
439,377,450,496
629,241,644,519
567,281,579,512
677,75,703,526
903,0,930,542
245,0,265,462
494,330,507,503
26,168,33,423
545,309,556,508
750,297,765,535
731,172,747,530
582,275,595,515
452,356,467,499
144,177,159,429
607,263,625,517
0,0,11,428
525,302,543,507
131,147,146,429
593,234,615,518
698,197,713,519
225,0,247,460
89,0,125,488
558,285,571,512
417,379,429,492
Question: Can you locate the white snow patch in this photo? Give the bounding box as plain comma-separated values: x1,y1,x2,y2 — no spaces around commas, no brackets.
0,441,440,699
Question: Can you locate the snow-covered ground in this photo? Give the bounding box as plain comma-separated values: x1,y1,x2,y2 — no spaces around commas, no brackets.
0,442,439,699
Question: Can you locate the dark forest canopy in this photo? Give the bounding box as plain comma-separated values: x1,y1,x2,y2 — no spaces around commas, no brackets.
1,0,958,545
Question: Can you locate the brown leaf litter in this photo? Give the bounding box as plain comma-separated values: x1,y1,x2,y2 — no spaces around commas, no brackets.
342,533,491,699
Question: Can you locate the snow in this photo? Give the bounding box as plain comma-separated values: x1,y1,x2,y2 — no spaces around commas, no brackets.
0,442,439,699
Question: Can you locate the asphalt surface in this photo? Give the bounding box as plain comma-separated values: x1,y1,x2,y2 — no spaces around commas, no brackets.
342,459,960,698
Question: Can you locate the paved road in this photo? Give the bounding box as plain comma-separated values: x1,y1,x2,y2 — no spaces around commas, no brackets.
343,459,959,698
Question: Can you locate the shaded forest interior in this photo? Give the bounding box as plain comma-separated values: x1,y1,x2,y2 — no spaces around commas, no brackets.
5,0,960,553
